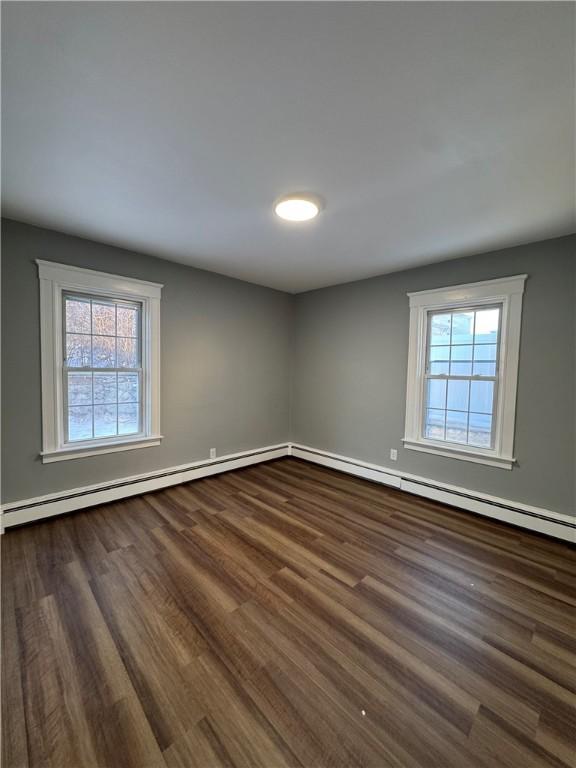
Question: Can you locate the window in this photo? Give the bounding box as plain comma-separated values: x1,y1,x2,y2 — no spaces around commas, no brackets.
38,261,162,462
64,294,142,442
403,275,526,468
424,306,500,448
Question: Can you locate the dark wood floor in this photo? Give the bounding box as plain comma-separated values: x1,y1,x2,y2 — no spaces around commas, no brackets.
2,458,575,768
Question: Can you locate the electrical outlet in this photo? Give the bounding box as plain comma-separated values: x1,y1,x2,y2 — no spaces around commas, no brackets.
210,448,217,459
390,448,398,461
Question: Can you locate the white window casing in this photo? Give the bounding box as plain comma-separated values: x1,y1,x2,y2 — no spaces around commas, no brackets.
403,275,527,469
37,260,163,462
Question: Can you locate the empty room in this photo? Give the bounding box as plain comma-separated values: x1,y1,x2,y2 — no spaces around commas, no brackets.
1,2,575,767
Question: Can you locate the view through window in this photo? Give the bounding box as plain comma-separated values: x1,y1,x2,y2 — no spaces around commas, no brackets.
64,293,142,441
423,306,501,448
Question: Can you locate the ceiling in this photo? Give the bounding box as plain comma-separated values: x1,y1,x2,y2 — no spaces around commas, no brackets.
2,2,575,293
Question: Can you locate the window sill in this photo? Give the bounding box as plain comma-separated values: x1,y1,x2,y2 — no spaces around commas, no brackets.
402,438,515,469
41,435,163,463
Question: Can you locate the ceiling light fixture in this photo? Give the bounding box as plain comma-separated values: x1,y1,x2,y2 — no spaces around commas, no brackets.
274,194,321,222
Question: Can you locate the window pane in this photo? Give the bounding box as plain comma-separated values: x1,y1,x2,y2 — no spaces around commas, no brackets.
425,409,445,440
92,336,116,367
470,381,494,414
117,306,138,337
430,314,451,346
118,403,139,435
474,308,499,344
451,312,474,345
429,361,449,375
429,346,450,362
68,405,93,441
468,412,492,447
92,302,116,335
447,380,469,412
473,361,496,376
94,404,117,437
450,361,472,376
118,373,139,403
66,298,91,334
426,379,446,410
93,373,117,403
473,344,497,361
451,345,472,361
66,334,91,367
117,337,138,368
68,372,92,405
446,410,468,444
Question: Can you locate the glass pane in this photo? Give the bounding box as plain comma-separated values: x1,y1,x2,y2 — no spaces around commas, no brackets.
446,410,468,444
447,380,469,412
66,298,91,334
92,302,116,335
94,403,117,437
92,336,116,367
68,405,93,441
473,344,497,361
429,346,450,362
93,373,117,404
68,372,92,405
429,361,449,375
473,361,496,376
450,361,472,376
470,380,494,414
451,312,474,345
118,403,139,435
474,308,500,344
468,412,492,447
425,408,445,440
118,373,139,403
426,379,446,410
66,334,91,367
117,337,138,368
451,345,472,361
117,306,138,337
430,314,451,346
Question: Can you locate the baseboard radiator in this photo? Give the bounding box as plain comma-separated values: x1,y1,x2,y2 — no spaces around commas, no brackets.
291,444,575,543
2,442,574,542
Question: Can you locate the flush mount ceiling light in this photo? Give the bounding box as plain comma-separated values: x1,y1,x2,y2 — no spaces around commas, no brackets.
274,194,321,222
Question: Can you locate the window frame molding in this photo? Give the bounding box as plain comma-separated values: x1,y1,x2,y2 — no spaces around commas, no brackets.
402,274,527,469
37,260,163,463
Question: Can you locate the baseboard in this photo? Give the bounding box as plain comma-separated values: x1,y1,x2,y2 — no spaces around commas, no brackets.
291,444,575,543
3,441,574,543
1,443,290,530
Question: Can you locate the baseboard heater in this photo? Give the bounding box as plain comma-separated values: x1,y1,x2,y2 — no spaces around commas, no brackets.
291,444,575,543
1,443,290,530
2,442,574,542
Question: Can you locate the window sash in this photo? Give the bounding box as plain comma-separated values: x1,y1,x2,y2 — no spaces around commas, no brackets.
63,291,142,367
62,369,144,444
421,373,499,449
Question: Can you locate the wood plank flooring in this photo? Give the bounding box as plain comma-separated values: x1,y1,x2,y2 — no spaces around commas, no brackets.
2,458,575,768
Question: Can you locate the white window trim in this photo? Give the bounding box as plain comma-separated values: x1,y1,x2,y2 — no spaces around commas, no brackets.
402,274,527,470
37,260,163,463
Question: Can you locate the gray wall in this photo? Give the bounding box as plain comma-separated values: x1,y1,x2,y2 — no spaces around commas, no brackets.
292,235,575,515
3,219,574,516
1,219,293,503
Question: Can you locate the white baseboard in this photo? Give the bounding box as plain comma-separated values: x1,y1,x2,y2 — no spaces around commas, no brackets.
291,444,575,543
3,441,574,543
1,443,290,530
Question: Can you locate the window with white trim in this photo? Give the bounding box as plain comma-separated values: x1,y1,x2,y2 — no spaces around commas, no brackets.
37,261,162,463
403,275,526,469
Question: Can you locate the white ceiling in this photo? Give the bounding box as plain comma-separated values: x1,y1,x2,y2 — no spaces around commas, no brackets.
2,2,575,293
